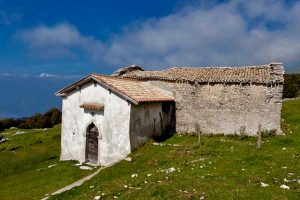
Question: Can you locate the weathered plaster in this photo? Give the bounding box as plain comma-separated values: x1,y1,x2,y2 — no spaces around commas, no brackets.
61,82,131,166
147,81,283,135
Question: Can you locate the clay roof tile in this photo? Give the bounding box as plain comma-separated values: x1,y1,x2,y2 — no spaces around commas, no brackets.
122,64,283,84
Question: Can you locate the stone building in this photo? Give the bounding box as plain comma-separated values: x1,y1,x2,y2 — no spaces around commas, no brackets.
122,62,284,135
56,74,175,166
56,62,284,166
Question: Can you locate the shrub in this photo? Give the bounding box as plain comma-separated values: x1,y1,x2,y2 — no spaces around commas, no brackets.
42,108,62,128
0,108,61,129
283,74,300,98
0,121,3,132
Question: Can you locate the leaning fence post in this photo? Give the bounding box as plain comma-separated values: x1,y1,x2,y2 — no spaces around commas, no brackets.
257,124,262,149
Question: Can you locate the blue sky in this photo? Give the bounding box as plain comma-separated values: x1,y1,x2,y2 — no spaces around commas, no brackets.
1,0,300,76
0,0,194,75
0,0,300,118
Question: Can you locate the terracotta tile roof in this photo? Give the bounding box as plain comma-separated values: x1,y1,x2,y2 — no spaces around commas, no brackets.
92,74,174,104
56,74,174,105
80,103,104,111
122,63,284,84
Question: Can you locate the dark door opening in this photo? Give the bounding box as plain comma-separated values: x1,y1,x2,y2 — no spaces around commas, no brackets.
86,123,99,163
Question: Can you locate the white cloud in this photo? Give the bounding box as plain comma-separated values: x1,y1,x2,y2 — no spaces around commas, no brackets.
17,23,104,61
102,0,300,69
39,73,59,78
0,72,81,79
0,73,16,77
17,0,300,70
39,73,82,79
237,0,287,21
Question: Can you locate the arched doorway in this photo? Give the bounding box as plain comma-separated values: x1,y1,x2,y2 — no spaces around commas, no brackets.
86,123,99,163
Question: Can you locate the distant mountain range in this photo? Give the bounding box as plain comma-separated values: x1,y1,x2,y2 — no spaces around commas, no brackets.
0,74,81,118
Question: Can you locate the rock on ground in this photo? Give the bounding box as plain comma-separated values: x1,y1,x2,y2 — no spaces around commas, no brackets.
48,164,57,168
280,184,290,189
124,157,132,161
260,182,269,187
79,166,93,170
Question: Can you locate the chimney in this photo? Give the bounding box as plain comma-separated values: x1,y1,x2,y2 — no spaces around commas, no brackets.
111,64,143,77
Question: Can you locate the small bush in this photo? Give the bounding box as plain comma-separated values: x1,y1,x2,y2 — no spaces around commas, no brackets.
0,108,61,129
283,74,300,98
0,121,4,132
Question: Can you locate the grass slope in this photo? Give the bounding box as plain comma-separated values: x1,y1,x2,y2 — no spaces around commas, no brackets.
1,99,299,200
51,99,300,200
0,125,95,200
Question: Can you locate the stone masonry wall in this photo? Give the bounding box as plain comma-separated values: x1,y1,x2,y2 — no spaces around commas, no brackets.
148,81,283,136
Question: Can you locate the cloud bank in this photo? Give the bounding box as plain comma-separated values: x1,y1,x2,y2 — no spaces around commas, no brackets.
39,73,82,79
17,0,300,70
0,72,81,79
17,23,104,62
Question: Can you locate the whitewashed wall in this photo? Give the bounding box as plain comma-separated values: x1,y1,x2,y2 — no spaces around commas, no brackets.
61,82,131,166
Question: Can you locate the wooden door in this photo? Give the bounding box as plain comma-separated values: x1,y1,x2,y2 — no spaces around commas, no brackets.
86,123,99,163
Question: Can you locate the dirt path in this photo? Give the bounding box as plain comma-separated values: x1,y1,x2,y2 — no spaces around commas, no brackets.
41,166,106,200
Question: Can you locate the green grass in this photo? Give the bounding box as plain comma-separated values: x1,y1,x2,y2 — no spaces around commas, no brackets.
1,99,300,199
0,125,95,200
51,99,300,200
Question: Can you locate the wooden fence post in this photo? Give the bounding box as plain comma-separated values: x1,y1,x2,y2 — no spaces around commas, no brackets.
257,124,262,149
195,123,201,146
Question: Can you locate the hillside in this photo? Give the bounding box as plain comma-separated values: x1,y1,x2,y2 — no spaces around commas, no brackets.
1,99,300,199
0,126,95,200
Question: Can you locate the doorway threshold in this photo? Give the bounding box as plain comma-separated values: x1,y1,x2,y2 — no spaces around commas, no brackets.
84,162,99,167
